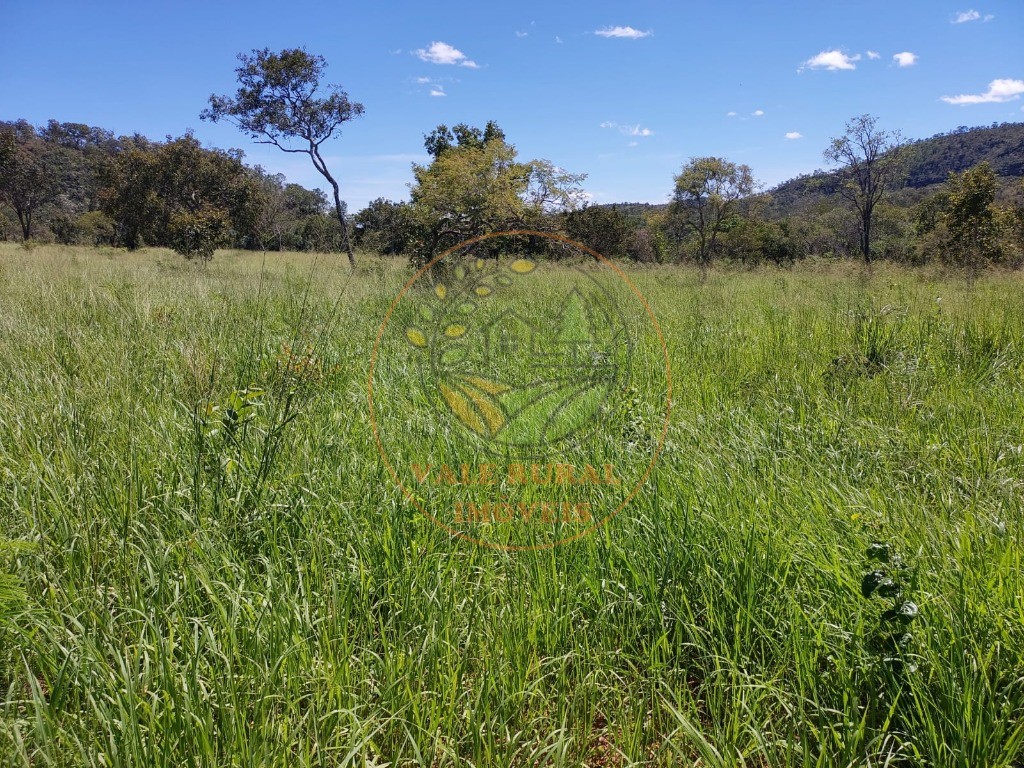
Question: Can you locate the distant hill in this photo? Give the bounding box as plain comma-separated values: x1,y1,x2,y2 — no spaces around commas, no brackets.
599,123,1024,218
767,121,1024,214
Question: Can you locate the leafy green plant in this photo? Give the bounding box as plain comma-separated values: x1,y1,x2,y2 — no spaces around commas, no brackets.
825,306,903,383
861,541,920,675
198,386,266,479
192,384,301,554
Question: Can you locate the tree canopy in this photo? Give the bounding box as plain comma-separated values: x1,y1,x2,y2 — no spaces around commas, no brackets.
669,156,756,266
824,115,906,263
0,121,63,240
2,109,1023,271
202,48,364,265
99,132,262,259
423,121,507,159
407,122,585,266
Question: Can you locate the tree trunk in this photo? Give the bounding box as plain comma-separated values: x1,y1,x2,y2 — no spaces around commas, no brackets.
329,181,356,268
15,207,30,241
310,145,355,267
861,210,872,264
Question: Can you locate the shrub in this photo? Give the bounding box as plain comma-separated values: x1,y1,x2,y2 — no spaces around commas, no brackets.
167,207,229,261
51,210,117,246
562,205,631,259
626,227,661,263
77,210,116,246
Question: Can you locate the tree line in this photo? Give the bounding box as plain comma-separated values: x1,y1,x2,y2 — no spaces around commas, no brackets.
353,114,1023,270
0,120,349,258
2,47,1022,268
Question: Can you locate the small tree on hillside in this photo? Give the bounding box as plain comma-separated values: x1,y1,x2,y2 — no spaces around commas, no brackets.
942,162,1003,268
824,115,905,264
202,48,364,266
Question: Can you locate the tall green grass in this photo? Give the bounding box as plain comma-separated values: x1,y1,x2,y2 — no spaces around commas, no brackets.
1,243,1022,766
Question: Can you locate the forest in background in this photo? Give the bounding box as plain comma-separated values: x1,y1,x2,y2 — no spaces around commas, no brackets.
1,116,1022,268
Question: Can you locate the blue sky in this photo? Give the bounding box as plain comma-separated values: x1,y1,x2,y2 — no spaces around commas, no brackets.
2,1,1022,210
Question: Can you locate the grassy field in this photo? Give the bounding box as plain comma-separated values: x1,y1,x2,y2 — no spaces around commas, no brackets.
1,243,1022,767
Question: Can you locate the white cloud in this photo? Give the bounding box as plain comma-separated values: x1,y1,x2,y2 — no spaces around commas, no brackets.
628,141,639,147
942,78,1024,105
515,30,528,38
429,87,445,97
600,121,654,137
785,132,803,140
594,26,652,39
893,52,918,67
953,9,980,23
726,111,737,116
866,50,881,60
415,76,431,84
414,41,479,68
752,109,765,116
984,14,995,21
802,50,860,71
555,35,563,43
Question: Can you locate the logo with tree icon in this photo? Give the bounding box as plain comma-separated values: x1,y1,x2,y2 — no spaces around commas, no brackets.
404,256,628,456
368,230,671,550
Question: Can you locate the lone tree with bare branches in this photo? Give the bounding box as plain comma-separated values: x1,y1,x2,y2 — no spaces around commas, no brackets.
824,115,905,264
202,48,364,266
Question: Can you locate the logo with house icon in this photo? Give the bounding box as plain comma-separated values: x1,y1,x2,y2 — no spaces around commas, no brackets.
404,257,628,456
481,288,618,382
369,230,672,549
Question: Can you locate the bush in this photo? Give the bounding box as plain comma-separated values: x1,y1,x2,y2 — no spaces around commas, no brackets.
167,208,229,261
50,215,79,245
562,205,631,259
51,210,116,246
354,198,414,255
626,227,662,263
77,211,116,246
298,213,344,253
